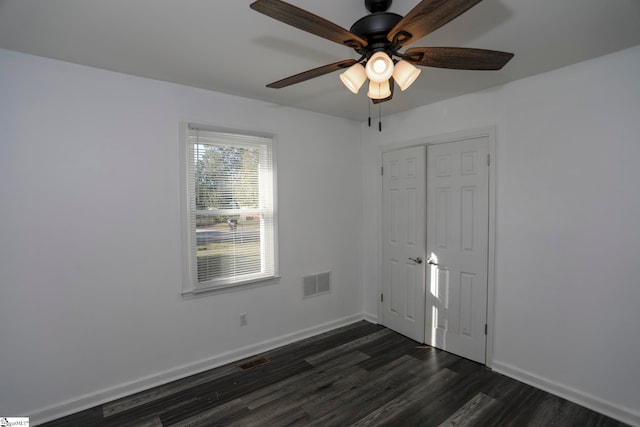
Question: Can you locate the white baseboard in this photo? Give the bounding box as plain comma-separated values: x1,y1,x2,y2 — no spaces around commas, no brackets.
363,311,378,324
30,313,366,425
492,360,640,427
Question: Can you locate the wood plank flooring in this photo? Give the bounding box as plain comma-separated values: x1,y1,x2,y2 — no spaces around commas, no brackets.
40,321,628,427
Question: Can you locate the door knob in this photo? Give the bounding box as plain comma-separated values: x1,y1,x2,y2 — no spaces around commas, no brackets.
427,257,439,266
408,256,423,264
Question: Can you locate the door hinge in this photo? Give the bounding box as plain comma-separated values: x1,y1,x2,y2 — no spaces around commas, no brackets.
381,166,384,176
381,293,384,303
487,154,490,166
484,324,488,335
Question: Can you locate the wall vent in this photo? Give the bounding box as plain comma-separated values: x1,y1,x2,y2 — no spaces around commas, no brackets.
302,271,331,298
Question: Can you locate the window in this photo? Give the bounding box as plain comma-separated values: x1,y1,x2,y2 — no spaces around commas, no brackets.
181,124,278,294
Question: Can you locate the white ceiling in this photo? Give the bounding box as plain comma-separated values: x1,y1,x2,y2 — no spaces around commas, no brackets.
1,0,639,121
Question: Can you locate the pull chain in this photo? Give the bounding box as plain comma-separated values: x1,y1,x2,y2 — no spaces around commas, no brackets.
367,100,382,132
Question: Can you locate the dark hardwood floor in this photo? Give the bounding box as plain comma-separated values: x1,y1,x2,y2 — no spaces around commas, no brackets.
40,321,628,427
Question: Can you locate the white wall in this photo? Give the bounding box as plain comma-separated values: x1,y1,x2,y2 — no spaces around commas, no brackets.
0,48,363,421
361,45,640,425
3,42,639,425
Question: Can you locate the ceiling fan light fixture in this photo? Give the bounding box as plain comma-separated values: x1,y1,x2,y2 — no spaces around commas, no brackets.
365,51,394,83
250,0,515,108
367,79,391,100
393,60,421,91
340,63,367,94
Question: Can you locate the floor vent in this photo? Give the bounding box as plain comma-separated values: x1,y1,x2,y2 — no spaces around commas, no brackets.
303,271,331,298
237,357,270,371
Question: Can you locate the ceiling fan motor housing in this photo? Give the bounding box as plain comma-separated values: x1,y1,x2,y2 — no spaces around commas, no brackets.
365,0,393,13
350,12,403,47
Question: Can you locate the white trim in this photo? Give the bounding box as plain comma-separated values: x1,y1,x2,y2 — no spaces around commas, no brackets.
29,313,366,425
485,128,497,367
187,122,274,140
493,361,640,427
179,123,279,295
376,127,497,366
179,122,192,295
376,150,384,324
363,311,379,324
181,275,281,298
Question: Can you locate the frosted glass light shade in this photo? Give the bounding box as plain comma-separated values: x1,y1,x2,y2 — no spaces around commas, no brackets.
393,60,421,91
339,63,367,94
367,80,391,99
365,52,394,83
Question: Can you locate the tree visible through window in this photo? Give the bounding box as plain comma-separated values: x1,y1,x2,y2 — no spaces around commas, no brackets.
182,125,277,293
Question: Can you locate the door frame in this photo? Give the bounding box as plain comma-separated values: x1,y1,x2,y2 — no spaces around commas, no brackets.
377,127,497,367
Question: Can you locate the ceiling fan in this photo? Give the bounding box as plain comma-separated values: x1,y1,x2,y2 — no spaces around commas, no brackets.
250,0,514,103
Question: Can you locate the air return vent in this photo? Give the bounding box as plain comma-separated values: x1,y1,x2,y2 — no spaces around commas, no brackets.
302,271,331,298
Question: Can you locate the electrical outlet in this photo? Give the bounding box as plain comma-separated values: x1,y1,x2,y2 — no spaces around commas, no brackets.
240,312,247,326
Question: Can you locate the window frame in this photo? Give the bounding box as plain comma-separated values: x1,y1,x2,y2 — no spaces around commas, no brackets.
179,123,279,296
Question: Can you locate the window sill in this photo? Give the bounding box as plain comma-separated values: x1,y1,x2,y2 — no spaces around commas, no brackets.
181,275,281,299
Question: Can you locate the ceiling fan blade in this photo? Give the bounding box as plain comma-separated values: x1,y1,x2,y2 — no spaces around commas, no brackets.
387,0,482,47
266,59,357,88
251,0,367,50
405,47,514,70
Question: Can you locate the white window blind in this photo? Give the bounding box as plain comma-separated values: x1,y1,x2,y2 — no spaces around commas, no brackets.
183,125,277,293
